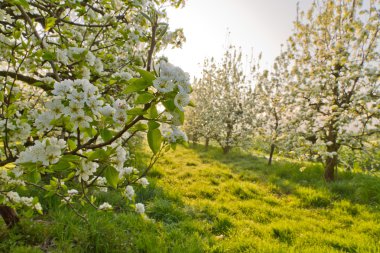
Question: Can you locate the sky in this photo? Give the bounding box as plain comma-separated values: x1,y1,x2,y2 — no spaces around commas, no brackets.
162,0,314,78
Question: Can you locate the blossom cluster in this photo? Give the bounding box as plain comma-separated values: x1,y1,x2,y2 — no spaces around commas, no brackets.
16,137,66,166
154,61,191,111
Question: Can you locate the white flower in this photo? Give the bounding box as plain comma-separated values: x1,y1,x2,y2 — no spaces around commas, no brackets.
96,177,108,192
52,79,73,97
135,203,145,214
164,126,188,143
67,89,86,103
174,92,190,111
137,177,149,187
71,113,93,129
34,112,55,131
20,197,33,207
81,66,91,80
125,185,135,200
12,167,23,177
113,111,127,124
114,146,129,170
46,99,65,117
99,202,112,210
7,191,21,203
119,166,133,178
68,189,79,196
99,104,115,117
34,203,43,212
16,137,65,166
85,51,96,66
77,160,99,182
56,49,69,65
153,78,175,93
64,100,84,117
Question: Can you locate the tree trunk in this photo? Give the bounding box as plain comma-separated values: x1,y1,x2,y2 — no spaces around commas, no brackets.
223,146,231,154
192,135,198,147
324,118,340,181
0,205,19,228
324,154,338,182
205,137,209,150
268,144,275,166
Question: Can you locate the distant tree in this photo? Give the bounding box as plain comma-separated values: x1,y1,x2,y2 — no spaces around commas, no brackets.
184,59,218,149
287,0,380,181
186,46,253,154
253,52,293,165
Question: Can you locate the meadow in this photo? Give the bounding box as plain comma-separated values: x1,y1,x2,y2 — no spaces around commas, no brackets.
1,145,380,252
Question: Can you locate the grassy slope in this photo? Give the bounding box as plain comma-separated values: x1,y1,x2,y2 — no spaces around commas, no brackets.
1,145,380,252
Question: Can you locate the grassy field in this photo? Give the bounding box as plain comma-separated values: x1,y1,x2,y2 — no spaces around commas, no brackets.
1,145,380,252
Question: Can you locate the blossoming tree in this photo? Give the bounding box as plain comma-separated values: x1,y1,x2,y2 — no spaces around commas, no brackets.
253,52,294,165
0,0,190,227
287,0,380,181
184,58,218,149
186,46,253,153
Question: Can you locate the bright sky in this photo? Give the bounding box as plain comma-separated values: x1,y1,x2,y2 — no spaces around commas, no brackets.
163,0,314,78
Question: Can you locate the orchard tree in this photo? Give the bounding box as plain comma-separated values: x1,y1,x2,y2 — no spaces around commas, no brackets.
185,47,252,153
253,52,293,165
184,58,218,149
0,0,191,227
287,0,380,181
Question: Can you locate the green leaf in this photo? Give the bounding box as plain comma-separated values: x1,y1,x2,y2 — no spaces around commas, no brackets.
147,105,158,119
45,17,57,31
136,68,155,85
148,121,160,130
148,128,162,154
12,0,30,8
100,129,113,142
127,108,145,115
141,12,152,23
124,78,150,93
133,123,148,131
30,170,41,183
51,160,71,172
163,99,176,111
42,50,55,61
64,172,76,181
67,139,77,151
104,166,119,189
135,92,155,104
88,149,108,162
175,109,185,125
61,155,81,163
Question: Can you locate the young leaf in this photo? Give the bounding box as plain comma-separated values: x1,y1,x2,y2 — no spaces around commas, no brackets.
148,128,162,154
124,78,150,93
135,92,155,104
104,166,119,189
135,68,155,85
100,129,113,142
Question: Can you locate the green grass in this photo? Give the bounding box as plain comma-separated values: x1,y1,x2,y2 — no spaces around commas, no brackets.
1,145,380,252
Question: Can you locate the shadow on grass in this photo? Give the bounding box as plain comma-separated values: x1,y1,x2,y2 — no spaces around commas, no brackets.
189,144,380,210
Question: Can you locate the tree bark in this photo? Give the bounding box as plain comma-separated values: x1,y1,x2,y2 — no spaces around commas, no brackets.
205,137,209,150
268,144,275,166
191,135,198,147
324,154,338,182
0,205,19,228
223,146,231,154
